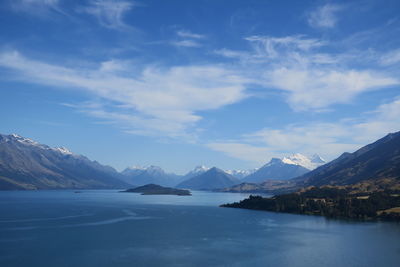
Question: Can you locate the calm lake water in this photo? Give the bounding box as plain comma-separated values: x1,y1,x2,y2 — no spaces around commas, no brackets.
0,190,399,267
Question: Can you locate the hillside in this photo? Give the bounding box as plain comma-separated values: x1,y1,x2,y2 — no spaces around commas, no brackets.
222,186,400,221
296,132,400,187
0,134,128,190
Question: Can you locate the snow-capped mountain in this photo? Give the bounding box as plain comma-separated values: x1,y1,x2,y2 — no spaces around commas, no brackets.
0,133,128,190
183,165,210,179
7,134,75,156
282,153,326,170
177,167,240,190
225,168,258,179
121,165,184,187
242,153,325,183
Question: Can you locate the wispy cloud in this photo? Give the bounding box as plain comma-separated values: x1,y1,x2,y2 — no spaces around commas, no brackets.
266,68,397,111
380,49,400,66
10,0,65,16
170,29,205,48
176,30,205,39
170,40,202,48
0,50,249,138
307,4,342,29
207,97,400,163
217,34,398,111
78,0,134,30
209,32,400,163
245,35,325,58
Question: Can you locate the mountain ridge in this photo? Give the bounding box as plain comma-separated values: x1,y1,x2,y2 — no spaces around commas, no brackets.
0,133,129,190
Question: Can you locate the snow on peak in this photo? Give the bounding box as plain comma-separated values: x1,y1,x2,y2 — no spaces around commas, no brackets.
9,133,41,147
281,153,325,170
225,168,258,179
127,165,147,171
53,146,73,155
11,133,22,138
193,165,210,173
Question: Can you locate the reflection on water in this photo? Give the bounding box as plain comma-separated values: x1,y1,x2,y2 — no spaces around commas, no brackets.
0,190,399,267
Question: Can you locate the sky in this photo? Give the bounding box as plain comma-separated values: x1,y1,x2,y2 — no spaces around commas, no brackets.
0,0,399,174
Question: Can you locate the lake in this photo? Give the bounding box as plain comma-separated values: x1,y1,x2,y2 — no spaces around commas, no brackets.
0,190,399,267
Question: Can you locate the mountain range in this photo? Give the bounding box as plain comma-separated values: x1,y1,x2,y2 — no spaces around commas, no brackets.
2,131,397,192
222,131,400,193
0,133,269,190
0,134,128,190
121,165,185,187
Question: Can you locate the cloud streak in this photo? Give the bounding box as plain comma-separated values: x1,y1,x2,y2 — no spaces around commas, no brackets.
170,40,202,48
0,51,249,138
78,0,134,30
177,30,205,39
218,34,399,111
10,0,66,17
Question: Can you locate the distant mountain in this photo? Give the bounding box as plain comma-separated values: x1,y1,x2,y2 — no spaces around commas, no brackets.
0,133,129,190
242,158,309,183
184,166,257,180
122,165,147,177
182,165,210,180
296,131,400,187
177,167,240,190
281,153,326,170
121,165,183,187
242,154,325,183
225,168,258,179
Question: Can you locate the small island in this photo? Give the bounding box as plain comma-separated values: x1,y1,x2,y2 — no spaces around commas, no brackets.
121,184,191,196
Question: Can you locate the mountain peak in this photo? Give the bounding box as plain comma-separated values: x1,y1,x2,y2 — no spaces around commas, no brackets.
193,165,209,172
126,165,146,171
207,167,225,174
7,133,40,147
281,153,325,170
0,133,128,190
177,166,239,190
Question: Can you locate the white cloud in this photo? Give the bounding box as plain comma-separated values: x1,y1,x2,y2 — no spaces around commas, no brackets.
177,30,205,39
266,68,397,111
11,0,64,16
207,98,400,164
170,30,205,48
0,50,249,138
170,40,202,48
245,35,324,58
79,0,134,30
307,4,342,29
217,34,399,111
380,49,400,65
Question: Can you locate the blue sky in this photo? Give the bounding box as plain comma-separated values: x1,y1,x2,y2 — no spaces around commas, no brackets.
0,0,399,174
